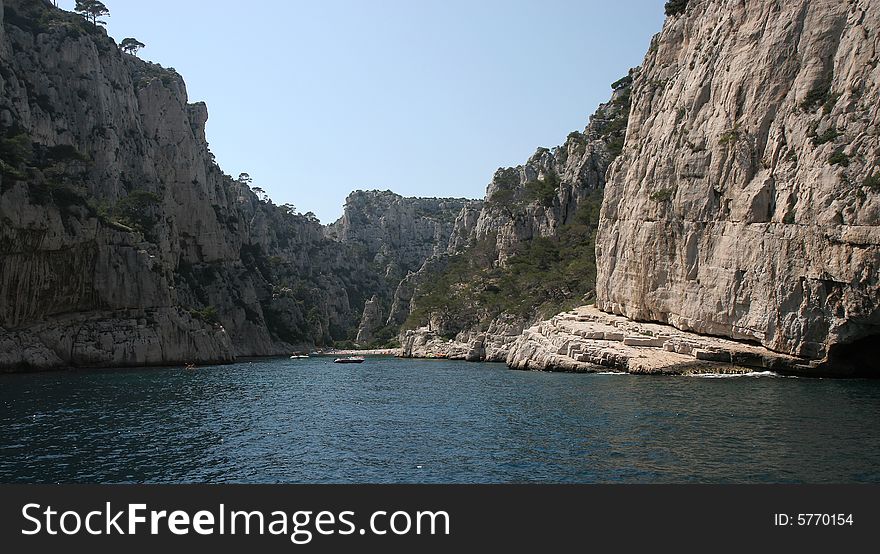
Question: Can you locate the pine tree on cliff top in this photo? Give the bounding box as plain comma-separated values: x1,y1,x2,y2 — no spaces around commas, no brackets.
120,38,146,56
75,0,110,26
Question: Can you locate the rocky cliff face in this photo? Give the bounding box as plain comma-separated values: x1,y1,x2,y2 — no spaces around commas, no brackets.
596,0,880,374
355,295,383,343
398,75,633,358
468,81,630,264
326,190,479,283
0,0,379,369
325,190,479,343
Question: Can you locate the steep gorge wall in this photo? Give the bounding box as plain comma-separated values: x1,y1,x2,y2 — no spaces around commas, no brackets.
596,0,880,373
326,190,479,283
398,77,633,359
324,190,478,344
0,0,379,369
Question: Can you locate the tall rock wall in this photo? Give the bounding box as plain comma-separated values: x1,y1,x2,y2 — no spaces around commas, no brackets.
596,0,880,373
324,190,479,343
0,0,379,369
398,76,633,357
325,190,479,283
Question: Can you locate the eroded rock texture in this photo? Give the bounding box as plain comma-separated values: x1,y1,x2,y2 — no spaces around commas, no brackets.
396,78,633,355
326,190,478,284
325,191,478,344
0,0,382,369
596,0,880,374
505,306,804,376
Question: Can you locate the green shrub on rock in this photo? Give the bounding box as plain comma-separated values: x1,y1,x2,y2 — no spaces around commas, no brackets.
828,150,850,167
665,0,689,17
190,306,220,326
404,191,605,331
113,190,162,231
650,188,675,202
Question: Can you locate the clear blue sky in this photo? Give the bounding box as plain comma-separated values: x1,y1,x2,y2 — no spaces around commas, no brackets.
58,0,665,223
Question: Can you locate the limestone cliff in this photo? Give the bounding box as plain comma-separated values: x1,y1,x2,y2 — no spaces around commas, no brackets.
468,79,630,264
355,295,383,344
325,190,478,345
0,0,379,369
326,190,478,283
596,0,880,375
398,74,633,359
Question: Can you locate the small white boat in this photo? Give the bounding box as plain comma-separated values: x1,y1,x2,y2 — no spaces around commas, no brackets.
334,356,365,364
290,353,310,359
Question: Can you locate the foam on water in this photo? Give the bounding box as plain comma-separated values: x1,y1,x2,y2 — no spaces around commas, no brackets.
692,371,786,379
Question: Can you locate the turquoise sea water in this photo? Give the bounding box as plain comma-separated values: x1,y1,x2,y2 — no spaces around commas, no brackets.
1,356,878,483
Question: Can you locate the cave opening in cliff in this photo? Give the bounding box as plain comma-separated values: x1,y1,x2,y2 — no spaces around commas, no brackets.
826,334,880,377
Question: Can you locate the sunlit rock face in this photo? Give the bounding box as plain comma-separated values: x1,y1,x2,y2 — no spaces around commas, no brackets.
596,0,880,373
393,77,633,351
325,190,478,284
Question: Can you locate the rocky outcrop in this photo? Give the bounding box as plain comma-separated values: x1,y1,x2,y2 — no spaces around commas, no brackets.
326,190,479,283
385,254,450,328
0,0,379,369
596,0,880,375
355,295,383,344
395,73,633,359
325,190,480,339
467,79,631,264
400,314,525,362
506,305,805,375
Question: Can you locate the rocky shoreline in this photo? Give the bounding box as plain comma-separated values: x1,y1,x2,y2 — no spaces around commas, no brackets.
401,305,824,376
316,348,402,357
505,306,812,376
399,315,525,362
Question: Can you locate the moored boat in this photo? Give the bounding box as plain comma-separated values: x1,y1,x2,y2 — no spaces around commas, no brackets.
334,356,366,364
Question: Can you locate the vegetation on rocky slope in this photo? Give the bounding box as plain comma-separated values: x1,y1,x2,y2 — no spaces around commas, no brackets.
404,191,603,337
0,0,390,367
401,74,632,338
1,0,635,365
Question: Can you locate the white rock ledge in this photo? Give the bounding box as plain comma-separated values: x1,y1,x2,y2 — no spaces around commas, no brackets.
505,306,807,375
